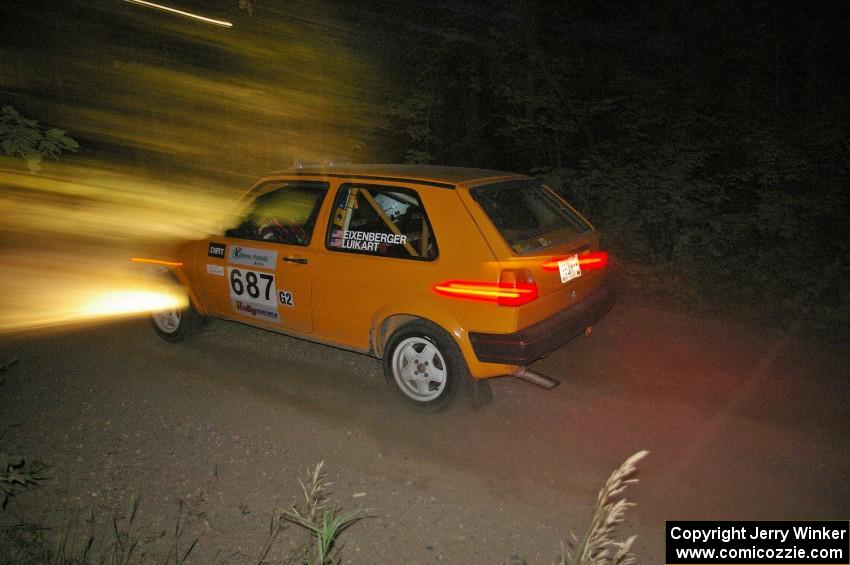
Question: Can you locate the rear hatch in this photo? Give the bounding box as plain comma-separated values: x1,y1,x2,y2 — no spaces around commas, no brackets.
465,179,608,328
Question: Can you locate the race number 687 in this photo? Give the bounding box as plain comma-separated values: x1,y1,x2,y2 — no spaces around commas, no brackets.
230,268,274,301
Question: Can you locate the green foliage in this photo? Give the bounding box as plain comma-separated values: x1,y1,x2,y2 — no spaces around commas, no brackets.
0,452,41,510
165,501,199,565
107,497,140,565
0,462,364,565
0,497,202,565
0,360,45,511
282,507,366,565
237,0,254,16
0,106,79,172
279,461,368,565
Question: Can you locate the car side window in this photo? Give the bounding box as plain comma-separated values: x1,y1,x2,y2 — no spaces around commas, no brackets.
325,184,438,260
226,181,328,246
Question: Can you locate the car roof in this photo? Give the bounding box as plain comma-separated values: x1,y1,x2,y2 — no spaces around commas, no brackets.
265,164,528,188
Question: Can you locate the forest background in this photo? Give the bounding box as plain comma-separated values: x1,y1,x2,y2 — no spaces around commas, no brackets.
2,0,848,338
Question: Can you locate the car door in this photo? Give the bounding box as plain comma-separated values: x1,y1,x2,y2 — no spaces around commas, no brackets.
312,182,440,348
198,180,329,334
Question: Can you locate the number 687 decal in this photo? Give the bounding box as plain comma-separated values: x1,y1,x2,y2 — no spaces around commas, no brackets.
228,267,276,306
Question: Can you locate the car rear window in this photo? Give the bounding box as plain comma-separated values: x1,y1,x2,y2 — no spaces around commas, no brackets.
470,180,591,254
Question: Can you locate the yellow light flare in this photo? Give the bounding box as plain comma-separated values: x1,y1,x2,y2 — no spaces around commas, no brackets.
0,285,188,333
122,0,233,28
0,162,239,243
2,0,383,181
131,257,184,267
0,161,237,334
80,289,187,318
0,249,189,334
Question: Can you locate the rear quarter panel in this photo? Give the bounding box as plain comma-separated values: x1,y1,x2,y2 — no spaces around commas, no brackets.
311,183,519,364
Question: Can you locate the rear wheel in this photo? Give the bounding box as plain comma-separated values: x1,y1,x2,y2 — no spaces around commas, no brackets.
383,320,467,409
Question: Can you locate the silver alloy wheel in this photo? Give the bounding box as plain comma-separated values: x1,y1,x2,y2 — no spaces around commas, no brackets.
152,309,181,334
390,336,448,402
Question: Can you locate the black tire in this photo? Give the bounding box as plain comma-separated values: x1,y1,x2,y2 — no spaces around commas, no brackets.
150,301,201,342
382,320,469,410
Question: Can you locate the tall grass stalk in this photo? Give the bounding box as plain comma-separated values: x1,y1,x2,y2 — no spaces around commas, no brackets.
558,450,649,565
280,461,368,565
253,509,287,565
164,500,199,565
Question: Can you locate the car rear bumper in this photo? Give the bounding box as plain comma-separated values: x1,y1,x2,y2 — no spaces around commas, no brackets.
468,285,616,365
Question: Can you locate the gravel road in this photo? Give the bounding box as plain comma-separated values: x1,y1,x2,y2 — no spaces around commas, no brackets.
1,301,847,563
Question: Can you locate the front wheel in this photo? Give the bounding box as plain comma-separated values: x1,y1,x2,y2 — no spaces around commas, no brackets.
151,302,201,342
383,320,467,409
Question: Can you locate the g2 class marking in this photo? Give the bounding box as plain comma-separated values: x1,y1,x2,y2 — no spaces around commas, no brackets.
278,290,295,307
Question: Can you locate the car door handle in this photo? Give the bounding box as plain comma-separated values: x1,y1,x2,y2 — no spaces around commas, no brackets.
282,256,308,264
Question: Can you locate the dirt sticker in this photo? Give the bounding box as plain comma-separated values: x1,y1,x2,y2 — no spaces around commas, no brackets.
208,242,227,258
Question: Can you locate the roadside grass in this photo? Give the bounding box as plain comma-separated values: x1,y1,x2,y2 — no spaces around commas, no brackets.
0,499,148,565
555,450,647,565
1,358,48,511
255,461,369,565
0,452,647,564
0,449,44,512
0,462,368,565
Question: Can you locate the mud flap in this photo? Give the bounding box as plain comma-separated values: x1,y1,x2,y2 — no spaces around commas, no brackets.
465,376,494,408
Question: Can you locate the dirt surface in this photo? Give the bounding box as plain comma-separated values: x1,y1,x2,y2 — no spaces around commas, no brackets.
1,300,848,563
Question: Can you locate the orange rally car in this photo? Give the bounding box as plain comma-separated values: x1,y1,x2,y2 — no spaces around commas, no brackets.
139,164,615,408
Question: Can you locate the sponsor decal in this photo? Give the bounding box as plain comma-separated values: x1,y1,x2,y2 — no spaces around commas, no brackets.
232,300,280,323
208,242,227,258
330,229,408,252
228,245,277,268
206,264,225,276
278,290,294,307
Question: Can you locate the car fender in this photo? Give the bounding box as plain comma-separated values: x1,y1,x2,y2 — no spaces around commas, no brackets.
131,258,206,315
369,300,468,359
368,300,517,379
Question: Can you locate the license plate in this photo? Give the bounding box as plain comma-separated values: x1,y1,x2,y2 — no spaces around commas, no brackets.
558,255,581,283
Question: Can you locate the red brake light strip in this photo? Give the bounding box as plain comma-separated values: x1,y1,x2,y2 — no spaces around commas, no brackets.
541,251,608,271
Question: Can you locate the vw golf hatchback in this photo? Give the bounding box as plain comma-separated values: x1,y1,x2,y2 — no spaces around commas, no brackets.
140,164,615,408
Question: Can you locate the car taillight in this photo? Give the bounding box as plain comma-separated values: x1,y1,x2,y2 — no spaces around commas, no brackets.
579,251,609,269
541,251,609,271
433,268,538,307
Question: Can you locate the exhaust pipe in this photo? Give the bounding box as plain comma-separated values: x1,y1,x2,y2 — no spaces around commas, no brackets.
514,367,560,389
